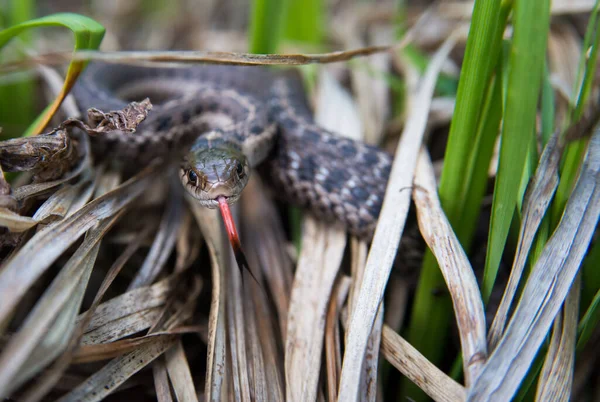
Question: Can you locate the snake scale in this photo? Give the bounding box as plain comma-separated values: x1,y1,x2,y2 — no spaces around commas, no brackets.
74,64,393,239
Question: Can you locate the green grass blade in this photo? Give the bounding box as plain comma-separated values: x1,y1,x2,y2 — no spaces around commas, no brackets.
0,13,105,136
577,279,600,353
573,0,600,121
456,69,504,245
249,0,289,53
437,0,507,223
0,0,35,139
482,0,551,302
0,12,105,60
402,2,508,400
581,239,600,311
540,61,555,144
283,0,323,46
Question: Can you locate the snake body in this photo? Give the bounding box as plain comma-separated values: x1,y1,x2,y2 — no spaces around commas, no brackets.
74,64,392,238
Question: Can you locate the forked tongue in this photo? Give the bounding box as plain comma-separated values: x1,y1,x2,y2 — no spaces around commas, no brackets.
217,196,257,282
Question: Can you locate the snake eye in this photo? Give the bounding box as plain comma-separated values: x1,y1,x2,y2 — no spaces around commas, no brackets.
187,170,198,185
236,163,245,178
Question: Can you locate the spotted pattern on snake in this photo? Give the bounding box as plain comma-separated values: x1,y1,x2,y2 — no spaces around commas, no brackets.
74,63,393,239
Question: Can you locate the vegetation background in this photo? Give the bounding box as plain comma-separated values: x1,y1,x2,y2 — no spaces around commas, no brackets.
0,0,598,401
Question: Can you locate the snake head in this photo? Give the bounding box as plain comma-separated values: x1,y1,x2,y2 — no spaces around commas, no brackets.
180,146,250,208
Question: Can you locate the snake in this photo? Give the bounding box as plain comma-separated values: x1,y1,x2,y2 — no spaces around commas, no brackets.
73,63,393,239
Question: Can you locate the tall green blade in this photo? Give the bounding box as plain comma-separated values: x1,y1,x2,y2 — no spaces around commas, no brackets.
482,0,551,301
0,13,105,136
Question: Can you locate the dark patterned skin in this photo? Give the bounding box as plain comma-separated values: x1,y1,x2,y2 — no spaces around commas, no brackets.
73,63,393,238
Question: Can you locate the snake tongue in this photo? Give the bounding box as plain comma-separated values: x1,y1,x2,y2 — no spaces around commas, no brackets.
217,196,257,282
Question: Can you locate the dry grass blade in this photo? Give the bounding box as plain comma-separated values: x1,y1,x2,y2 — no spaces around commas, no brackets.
0,207,37,232
346,240,380,402
16,223,154,402
83,308,164,345
165,340,199,402
153,358,174,402
338,32,459,402
225,214,252,402
535,277,580,401
0,41,413,74
0,161,162,324
548,23,581,107
241,176,293,340
285,218,346,402
241,178,289,401
32,182,87,223
361,305,383,401
0,213,120,396
58,274,201,400
80,275,179,344
57,335,178,402
241,281,270,402
128,179,184,289
325,276,351,401
468,127,600,400
488,133,562,349
74,332,187,363
0,176,92,232
438,1,597,18
380,325,466,401
187,199,228,401
412,148,487,386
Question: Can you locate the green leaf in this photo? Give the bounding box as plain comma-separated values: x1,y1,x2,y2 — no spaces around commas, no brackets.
249,0,289,53
437,1,508,225
577,279,600,353
283,0,324,46
573,1,600,121
581,238,600,317
0,0,35,139
0,13,105,136
482,0,551,302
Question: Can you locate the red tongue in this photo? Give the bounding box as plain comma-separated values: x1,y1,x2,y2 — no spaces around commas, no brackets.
217,196,239,248
217,196,255,281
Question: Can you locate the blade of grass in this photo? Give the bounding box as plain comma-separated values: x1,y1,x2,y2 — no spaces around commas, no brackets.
339,33,458,402
482,0,551,301
403,2,509,399
576,277,600,353
0,0,35,139
283,0,324,46
534,278,579,401
456,67,504,251
573,1,600,121
581,240,600,311
437,0,507,225
0,13,105,135
0,162,161,324
469,126,600,401
249,0,289,53
0,215,118,397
